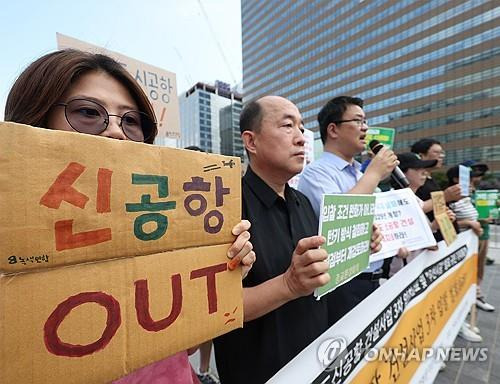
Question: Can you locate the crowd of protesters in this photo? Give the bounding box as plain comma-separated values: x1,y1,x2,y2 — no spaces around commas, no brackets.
3,49,497,384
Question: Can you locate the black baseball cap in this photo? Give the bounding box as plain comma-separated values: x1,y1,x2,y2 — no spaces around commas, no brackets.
447,164,487,181
461,160,489,177
397,152,437,172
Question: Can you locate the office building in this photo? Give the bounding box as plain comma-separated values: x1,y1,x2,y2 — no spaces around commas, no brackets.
179,81,242,154
241,0,500,176
220,101,245,162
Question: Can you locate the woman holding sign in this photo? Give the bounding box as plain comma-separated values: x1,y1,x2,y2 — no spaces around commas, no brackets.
4,49,255,384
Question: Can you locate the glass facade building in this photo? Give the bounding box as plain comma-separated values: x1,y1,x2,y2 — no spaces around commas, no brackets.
220,101,245,162
241,0,500,176
179,82,242,154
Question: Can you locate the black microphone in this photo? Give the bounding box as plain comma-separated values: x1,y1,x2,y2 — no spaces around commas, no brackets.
369,140,410,189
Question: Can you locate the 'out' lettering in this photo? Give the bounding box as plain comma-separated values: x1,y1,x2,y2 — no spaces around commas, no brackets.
135,274,183,332
44,292,121,357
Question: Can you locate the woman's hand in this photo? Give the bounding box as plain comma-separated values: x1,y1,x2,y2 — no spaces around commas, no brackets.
227,220,256,278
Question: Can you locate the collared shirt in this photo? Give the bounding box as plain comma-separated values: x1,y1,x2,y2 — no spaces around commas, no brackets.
298,151,383,272
214,167,328,384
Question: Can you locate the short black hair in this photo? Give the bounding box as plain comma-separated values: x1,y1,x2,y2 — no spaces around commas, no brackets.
317,96,364,144
410,138,441,155
240,100,263,134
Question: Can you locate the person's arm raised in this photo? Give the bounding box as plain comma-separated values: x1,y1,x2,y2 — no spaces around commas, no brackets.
243,236,330,322
348,147,398,194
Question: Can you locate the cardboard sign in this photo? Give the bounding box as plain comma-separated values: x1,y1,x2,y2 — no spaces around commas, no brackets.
370,189,436,262
0,122,241,273
270,231,477,384
316,194,375,298
0,244,242,384
435,213,458,246
56,33,180,139
431,191,457,246
458,165,470,197
0,122,244,383
431,191,447,215
365,127,396,149
474,189,499,219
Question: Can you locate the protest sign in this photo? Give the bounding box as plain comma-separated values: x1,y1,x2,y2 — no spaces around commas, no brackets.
57,33,180,139
0,122,241,273
269,231,477,384
431,191,457,246
365,127,395,149
370,189,436,262
431,191,446,216
459,165,470,197
474,189,499,219
0,244,242,384
0,123,243,383
316,194,375,298
435,213,458,246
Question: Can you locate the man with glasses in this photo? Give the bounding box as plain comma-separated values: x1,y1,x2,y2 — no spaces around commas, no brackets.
298,95,398,325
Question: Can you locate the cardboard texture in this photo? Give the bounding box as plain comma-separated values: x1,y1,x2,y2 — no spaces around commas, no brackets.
431,191,447,215
0,244,243,384
0,122,243,383
0,122,241,273
431,191,457,245
56,33,181,139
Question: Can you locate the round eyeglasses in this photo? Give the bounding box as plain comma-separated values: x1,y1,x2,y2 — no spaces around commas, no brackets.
54,98,156,142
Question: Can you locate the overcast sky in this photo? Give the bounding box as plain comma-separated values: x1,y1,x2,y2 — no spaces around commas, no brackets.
0,0,242,120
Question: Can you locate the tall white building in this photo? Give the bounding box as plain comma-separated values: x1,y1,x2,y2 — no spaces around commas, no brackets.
179,81,242,154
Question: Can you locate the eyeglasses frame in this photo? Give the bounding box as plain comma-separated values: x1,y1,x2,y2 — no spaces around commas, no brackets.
54,98,156,142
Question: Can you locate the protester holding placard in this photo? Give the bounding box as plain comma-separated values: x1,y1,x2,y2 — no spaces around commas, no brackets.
298,96,398,325
390,152,455,231
213,96,383,384
446,166,483,237
411,138,462,241
388,153,455,276
4,49,255,384
442,164,491,342
213,96,330,384
449,163,496,313
468,161,496,272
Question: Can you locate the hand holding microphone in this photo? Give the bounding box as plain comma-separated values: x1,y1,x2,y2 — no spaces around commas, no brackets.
367,140,409,188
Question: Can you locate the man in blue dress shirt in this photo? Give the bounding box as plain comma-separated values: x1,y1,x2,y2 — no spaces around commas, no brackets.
298,95,399,325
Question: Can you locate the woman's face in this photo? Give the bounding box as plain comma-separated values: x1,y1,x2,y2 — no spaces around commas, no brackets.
47,71,140,141
406,168,428,191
